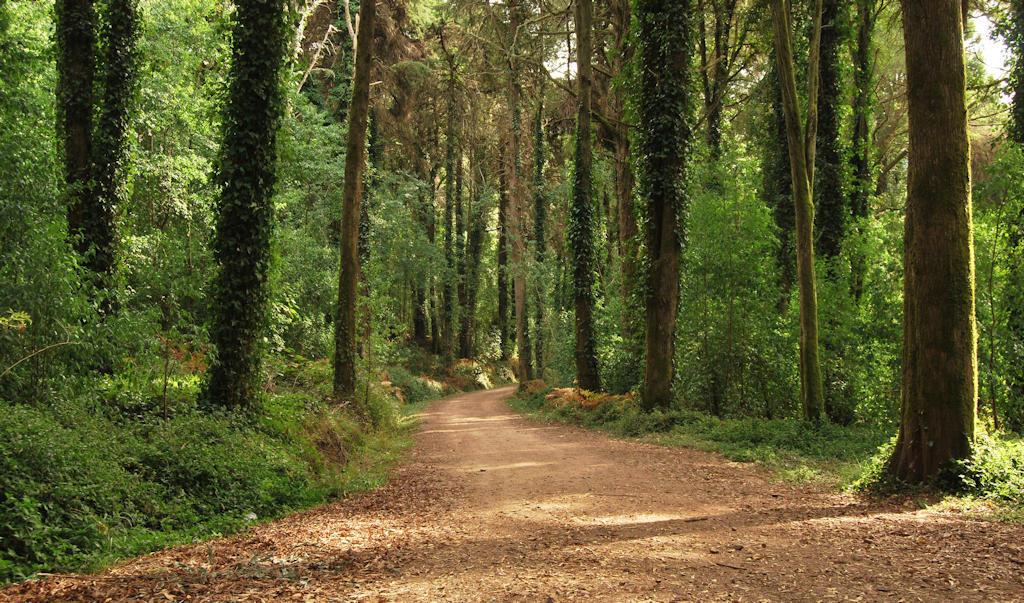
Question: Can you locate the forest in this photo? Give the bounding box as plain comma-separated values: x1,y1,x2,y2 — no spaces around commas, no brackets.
3,0,1024,591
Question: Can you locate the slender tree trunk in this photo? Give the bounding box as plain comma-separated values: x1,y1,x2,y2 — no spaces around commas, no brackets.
508,0,532,383
888,0,976,481
208,0,289,410
571,0,600,391
333,0,375,400
637,0,693,410
455,152,467,358
497,166,510,359
442,57,456,368
1005,0,1024,430
460,156,485,358
769,0,826,422
610,0,637,341
850,0,874,301
764,63,796,311
533,90,546,377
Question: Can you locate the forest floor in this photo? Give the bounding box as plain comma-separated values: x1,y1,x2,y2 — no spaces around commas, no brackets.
3,386,1024,602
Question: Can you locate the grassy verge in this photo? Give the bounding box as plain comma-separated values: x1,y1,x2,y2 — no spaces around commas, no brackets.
509,385,1024,521
0,350,498,585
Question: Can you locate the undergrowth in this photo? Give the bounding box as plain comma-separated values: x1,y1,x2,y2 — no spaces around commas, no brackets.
0,350,502,585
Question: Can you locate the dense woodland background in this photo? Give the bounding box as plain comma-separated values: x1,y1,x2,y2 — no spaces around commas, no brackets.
2,0,1024,584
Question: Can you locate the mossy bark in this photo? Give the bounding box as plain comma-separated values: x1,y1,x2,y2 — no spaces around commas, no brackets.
333,0,375,400
769,0,826,422
888,0,976,482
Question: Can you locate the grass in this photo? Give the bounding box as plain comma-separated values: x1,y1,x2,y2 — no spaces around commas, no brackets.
0,350,478,585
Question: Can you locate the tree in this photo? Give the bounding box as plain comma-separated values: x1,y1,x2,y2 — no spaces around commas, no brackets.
636,0,693,410
849,0,876,301
533,85,547,376
570,0,600,391
1004,0,1024,429
207,0,289,410
768,0,826,422
813,0,848,263
334,0,377,400
887,0,976,481
57,0,139,300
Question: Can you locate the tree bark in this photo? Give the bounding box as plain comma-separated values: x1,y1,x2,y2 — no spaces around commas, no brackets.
769,0,826,422
888,0,976,482
333,0,375,400
637,0,692,410
533,90,546,376
850,0,874,301
497,165,511,359
571,0,600,391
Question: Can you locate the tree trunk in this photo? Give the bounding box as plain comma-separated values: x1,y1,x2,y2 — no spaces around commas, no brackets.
769,0,826,422
850,0,874,301
813,0,846,263
888,0,976,482
460,155,485,358
637,0,692,410
333,0,375,400
441,35,457,368
57,0,97,271
508,0,532,383
497,165,510,359
571,0,600,391
533,90,546,377
208,0,289,410
610,0,638,341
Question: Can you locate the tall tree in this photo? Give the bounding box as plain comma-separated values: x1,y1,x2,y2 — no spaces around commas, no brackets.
497,165,511,359
570,0,600,391
813,0,847,263
636,0,693,410
1004,0,1024,429
333,0,376,400
56,0,96,274
533,86,546,376
57,0,139,299
208,0,289,410
849,0,875,301
440,26,457,369
887,0,976,481
768,0,826,422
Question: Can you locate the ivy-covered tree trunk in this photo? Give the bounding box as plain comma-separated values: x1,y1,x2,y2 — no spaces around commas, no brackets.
455,150,466,358
533,91,546,376
208,0,288,410
333,0,375,400
56,0,97,272
637,0,692,410
570,0,600,391
769,0,826,422
813,0,846,263
888,0,976,482
850,0,874,301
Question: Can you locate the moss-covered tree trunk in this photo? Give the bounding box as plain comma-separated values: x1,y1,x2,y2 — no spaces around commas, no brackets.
507,0,532,383
441,31,457,368
571,0,600,391
636,0,692,410
610,0,638,342
769,0,826,422
208,0,288,410
459,151,486,359
888,0,976,481
333,0,375,400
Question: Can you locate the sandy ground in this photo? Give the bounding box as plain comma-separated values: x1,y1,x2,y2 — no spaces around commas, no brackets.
3,385,1024,601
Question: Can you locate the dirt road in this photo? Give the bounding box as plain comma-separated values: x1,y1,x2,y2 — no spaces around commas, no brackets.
4,386,1024,601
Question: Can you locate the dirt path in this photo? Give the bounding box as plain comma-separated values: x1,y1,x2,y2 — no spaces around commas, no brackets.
4,386,1024,601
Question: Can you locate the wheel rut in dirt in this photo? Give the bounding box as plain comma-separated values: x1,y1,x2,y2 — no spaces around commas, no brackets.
3,385,1023,601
